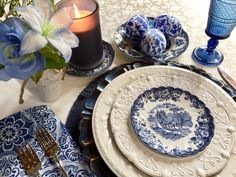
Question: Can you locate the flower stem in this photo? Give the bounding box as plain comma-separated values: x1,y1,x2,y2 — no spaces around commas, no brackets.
62,67,66,80
19,79,29,104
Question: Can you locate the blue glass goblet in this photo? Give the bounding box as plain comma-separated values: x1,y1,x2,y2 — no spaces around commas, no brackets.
192,0,236,66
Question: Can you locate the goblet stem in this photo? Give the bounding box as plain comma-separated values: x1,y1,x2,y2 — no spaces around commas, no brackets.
206,38,219,54
192,37,223,66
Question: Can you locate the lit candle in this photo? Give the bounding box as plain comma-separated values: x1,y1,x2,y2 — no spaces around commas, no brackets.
70,5,92,32
58,0,103,71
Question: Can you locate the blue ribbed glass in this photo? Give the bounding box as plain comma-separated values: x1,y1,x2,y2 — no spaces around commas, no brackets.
192,0,236,66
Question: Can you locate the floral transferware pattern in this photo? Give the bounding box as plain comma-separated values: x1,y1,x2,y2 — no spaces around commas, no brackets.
0,105,94,177
153,15,182,40
125,15,149,40
131,86,215,157
140,28,167,57
149,103,193,140
114,17,189,62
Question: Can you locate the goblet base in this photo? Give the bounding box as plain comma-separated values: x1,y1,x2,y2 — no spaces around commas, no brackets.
192,46,224,67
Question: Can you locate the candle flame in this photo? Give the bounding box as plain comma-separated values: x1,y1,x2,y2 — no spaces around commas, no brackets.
73,4,80,18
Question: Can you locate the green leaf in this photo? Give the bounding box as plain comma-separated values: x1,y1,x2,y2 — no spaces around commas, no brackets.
39,45,67,70
25,0,33,5
0,64,4,70
50,0,57,12
0,0,6,18
0,0,33,18
31,71,43,84
9,0,20,11
45,55,67,69
0,9,5,18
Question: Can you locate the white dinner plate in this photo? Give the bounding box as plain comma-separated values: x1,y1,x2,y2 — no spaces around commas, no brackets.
92,65,236,177
110,69,235,176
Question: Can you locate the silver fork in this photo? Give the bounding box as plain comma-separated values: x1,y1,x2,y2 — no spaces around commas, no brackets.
35,126,68,177
17,143,42,177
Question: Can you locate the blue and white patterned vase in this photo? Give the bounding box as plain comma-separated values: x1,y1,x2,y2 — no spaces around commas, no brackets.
140,29,167,57
125,15,149,41
154,15,182,42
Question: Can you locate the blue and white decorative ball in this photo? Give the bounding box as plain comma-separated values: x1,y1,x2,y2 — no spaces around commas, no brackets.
141,29,167,57
125,15,149,40
154,15,182,40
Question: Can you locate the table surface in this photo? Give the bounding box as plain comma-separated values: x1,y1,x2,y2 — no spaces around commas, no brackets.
0,0,236,176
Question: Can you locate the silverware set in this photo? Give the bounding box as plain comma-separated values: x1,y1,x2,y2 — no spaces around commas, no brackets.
17,126,68,177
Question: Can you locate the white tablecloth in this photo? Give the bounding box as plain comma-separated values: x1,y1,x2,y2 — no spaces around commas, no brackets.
0,0,236,176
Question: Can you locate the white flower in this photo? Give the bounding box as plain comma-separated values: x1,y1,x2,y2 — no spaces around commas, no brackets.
16,0,79,62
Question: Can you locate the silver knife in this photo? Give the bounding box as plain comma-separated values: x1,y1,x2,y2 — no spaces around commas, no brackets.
217,66,236,92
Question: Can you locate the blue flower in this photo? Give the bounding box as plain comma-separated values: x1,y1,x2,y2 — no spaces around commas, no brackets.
0,17,46,81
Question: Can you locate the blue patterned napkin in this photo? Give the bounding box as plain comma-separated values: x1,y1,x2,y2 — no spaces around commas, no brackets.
0,105,95,177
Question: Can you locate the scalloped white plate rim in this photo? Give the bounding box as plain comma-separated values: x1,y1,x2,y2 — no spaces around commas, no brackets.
110,72,235,176
92,65,236,177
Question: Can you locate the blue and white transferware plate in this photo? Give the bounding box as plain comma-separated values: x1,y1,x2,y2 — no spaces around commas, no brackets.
0,105,94,177
114,17,189,62
95,66,235,177
131,86,215,157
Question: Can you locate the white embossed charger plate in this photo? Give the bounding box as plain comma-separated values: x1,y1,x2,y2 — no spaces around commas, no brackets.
92,66,236,177
110,69,236,176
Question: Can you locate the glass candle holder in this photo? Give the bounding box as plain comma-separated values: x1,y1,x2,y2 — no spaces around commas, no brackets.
57,0,103,70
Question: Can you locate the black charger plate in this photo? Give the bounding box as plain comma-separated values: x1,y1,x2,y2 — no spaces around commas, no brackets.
66,61,236,177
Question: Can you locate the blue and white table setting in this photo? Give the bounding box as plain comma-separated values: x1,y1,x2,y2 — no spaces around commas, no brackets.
100,66,236,177
1,0,236,177
0,105,94,177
